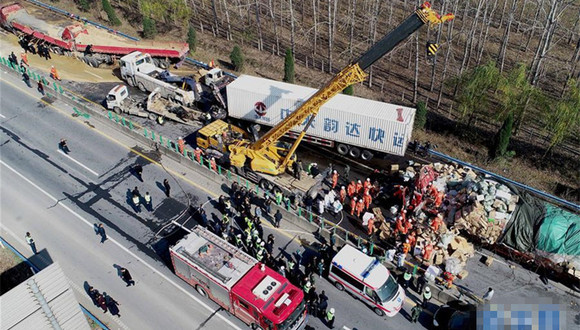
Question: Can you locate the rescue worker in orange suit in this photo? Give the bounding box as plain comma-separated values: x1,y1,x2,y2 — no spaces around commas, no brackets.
347,181,356,198
355,180,363,195
339,186,347,204
367,216,375,236
434,191,444,208
331,170,339,189
411,191,423,209
193,147,203,163
394,216,405,236
443,271,454,289
20,51,28,66
210,157,217,172
363,178,371,194
431,214,443,233
428,183,438,198
177,137,185,154
404,219,413,235
402,239,411,254
356,198,364,218
50,65,61,81
394,185,407,204
407,231,417,250
423,241,434,261
363,192,372,211
350,197,357,216
400,209,407,223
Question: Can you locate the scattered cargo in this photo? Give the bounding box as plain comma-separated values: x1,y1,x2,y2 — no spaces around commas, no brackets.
0,3,188,67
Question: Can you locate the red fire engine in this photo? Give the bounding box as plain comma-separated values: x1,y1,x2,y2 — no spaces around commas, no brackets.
170,226,307,330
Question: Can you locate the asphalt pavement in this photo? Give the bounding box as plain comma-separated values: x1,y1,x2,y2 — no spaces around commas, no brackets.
2,59,579,330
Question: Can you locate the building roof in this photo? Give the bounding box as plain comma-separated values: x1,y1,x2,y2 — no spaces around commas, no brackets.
0,263,90,330
170,227,256,289
331,244,390,289
227,75,416,124
231,264,304,325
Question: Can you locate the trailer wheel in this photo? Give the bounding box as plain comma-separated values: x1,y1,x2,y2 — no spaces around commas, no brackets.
127,78,135,87
113,107,121,114
88,58,101,68
259,179,270,190
337,143,349,155
334,281,345,291
349,146,361,158
361,150,374,161
195,285,207,297
373,307,385,317
138,82,146,92
272,185,282,196
148,113,158,121
250,324,263,330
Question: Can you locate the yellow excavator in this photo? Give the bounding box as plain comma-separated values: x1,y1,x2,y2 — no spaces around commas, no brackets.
197,2,454,176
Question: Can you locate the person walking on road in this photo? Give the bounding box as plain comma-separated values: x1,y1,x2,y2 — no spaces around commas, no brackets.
483,287,494,302
422,286,432,307
98,223,107,243
163,179,171,197
274,210,282,228
96,292,108,313
120,267,135,286
88,286,99,306
25,232,37,254
144,192,152,211
410,304,422,323
59,138,70,153
325,307,335,329
133,164,143,182
104,293,121,317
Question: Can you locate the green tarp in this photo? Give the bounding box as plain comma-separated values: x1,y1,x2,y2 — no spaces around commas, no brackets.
536,203,580,256
499,187,546,252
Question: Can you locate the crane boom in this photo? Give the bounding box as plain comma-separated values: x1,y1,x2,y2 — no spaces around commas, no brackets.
229,2,454,175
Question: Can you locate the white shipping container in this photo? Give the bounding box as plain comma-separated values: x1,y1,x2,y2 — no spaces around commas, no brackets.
226,75,416,156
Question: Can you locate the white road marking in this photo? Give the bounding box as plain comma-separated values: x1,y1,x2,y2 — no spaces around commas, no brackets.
57,149,99,176
83,70,102,79
0,113,6,118
0,160,242,330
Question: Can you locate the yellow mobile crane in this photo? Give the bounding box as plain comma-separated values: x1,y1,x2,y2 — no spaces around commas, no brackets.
198,2,454,176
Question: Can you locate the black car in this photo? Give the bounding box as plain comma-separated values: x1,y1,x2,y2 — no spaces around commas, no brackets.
433,300,477,330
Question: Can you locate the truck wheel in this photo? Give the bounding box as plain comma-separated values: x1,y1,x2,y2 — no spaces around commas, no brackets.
113,107,121,114
89,58,101,68
195,285,207,297
259,179,270,190
250,324,263,330
127,78,135,87
138,82,146,92
148,113,158,121
334,281,345,291
337,143,349,155
349,146,361,158
361,150,374,161
272,185,282,196
373,307,385,317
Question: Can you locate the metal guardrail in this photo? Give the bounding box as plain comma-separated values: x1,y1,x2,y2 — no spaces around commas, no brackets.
0,236,110,330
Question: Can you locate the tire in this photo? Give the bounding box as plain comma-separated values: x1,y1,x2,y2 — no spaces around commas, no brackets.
272,185,282,196
127,77,135,87
148,113,158,121
195,285,207,297
349,146,361,158
259,179,269,190
113,107,121,114
337,143,349,155
250,324,263,330
334,281,345,291
361,150,374,161
373,307,385,317
89,58,101,68
138,82,146,92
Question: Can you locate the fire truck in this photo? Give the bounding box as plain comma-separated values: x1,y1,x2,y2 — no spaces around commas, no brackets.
170,226,307,330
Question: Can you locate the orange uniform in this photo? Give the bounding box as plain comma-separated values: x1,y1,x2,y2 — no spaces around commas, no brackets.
331,172,339,189
347,181,356,197
395,218,405,235
367,217,375,235
178,138,185,154
402,242,411,254
431,215,443,232
20,52,28,66
363,193,372,210
363,179,371,191
355,181,363,194
210,158,217,172
339,188,347,204
193,148,202,163
434,191,444,207
50,66,60,80
423,243,433,260
356,199,364,217
350,198,357,216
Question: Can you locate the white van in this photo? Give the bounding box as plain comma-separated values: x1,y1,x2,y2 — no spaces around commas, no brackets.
328,245,405,317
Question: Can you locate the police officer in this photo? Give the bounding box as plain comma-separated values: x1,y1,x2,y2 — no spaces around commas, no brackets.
234,234,243,248
325,308,335,329
402,269,412,289
422,286,432,307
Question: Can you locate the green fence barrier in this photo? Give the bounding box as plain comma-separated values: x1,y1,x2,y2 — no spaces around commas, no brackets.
121,117,126,126
128,121,134,130
218,165,222,175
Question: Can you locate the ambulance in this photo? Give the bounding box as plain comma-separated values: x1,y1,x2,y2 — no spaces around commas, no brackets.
328,244,405,317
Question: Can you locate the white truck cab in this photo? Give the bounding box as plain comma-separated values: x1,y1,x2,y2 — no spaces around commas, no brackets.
105,84,129,110
120,51,157,79
204,68,225,86
329,244,405,317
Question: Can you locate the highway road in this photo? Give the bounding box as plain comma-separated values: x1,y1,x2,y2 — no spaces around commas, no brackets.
2,63,579,330
0,67,430,330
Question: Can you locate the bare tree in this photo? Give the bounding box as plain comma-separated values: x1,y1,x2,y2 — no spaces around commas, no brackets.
429,0,448,92
498,0,519,73
254,0,264,51
498,0,508,29
312,0,318,57
475,0,499,65
413,31,420,103
348,0,357,60
367,0,382,87
211,0,220,37
561,36,580,96
438,0,460,110
459,0,484,76
290,0,296,56
524,0,545,53
268,0,280,55
529,0,570,85
568,8,580,44
327,0,338,72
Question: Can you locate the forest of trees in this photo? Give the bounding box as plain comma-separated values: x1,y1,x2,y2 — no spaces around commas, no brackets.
73,0,579,198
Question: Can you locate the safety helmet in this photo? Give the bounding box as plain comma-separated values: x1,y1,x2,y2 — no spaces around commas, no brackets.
330,308,335,314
